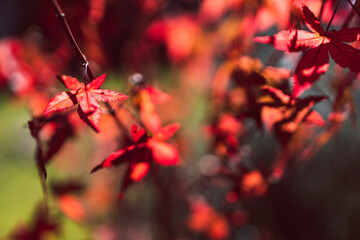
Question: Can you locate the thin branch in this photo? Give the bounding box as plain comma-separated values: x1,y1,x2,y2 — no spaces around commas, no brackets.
28,119,49,214
49,0,95,80
38,168,49,215
343,0,360,28
347,0,360,17
324,0,340,35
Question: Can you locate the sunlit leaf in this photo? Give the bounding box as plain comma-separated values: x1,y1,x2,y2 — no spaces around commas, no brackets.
43,74,128,132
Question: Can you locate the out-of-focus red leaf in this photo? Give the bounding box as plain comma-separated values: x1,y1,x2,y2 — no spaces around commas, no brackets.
148,140,179,165
58,195,86,221
295,95,327,110
28,113,75,179
91,144,152,197
139,89,162,133
43,118,75,162
206,113,243,157
0,39,36,97
199,0,229,23
146,15,199,62
218,114,242,136
241,170,268,197
130,162,150,181
88,0,106,23
153,123,180,142
91,124,180,196
145,86,171,104
304,110,326,127
140,107,162,133
187,197,229,240
261,86,326,142
227,66,267,131
131,124,147,143
260,86,327,180
92,146,136,171
135,85,174,134
146,20,167,43
262,86,290,105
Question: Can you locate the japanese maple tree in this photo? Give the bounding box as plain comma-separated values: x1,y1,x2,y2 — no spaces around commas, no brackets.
5,0,360,239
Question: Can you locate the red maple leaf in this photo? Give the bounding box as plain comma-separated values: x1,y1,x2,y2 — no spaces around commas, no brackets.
91,123,180,197
254,4,360,97
43,74,128,132
261,85,326,144
260,86,327,180
205,113,243,157
133,85,171,133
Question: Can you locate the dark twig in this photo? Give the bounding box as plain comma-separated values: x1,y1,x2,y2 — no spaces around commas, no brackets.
343,0,360,28
347,0,360,18
324,0,340,35
28,119,49,215
49,0,95,79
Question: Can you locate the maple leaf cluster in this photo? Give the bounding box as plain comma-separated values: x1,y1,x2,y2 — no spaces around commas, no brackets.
254,4,360,97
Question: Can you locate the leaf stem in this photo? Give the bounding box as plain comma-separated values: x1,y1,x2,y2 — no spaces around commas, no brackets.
84,62,88,89
49,0,96,80
347,0,360,17
343,0,360,28
324,0,340,35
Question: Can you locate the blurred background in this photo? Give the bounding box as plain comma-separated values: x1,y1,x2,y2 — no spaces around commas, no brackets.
1,0,360,240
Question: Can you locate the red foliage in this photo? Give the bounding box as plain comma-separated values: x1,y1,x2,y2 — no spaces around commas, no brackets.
5,0,360,239
187,197,230,240
254,4,360,96
91,124,179,195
